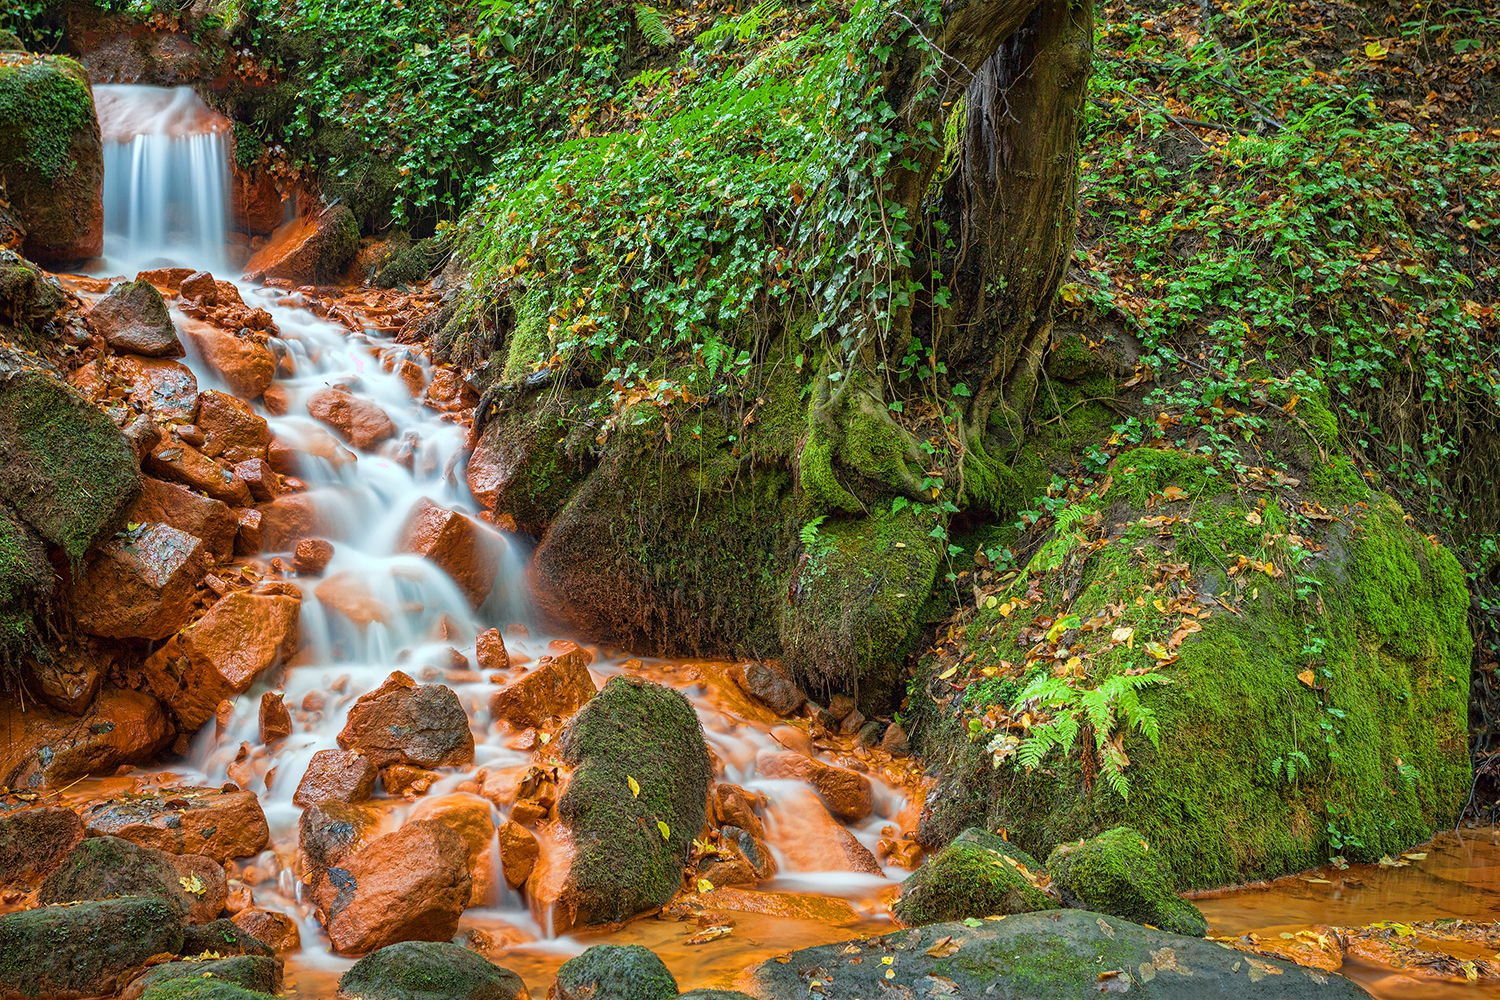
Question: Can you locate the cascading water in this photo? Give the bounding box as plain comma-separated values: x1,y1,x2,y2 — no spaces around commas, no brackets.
83,84,916,995
95,84,232,274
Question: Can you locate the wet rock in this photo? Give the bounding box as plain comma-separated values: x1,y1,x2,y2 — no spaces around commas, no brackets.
294,749,378,807
298,801,383,880
69,522,204,640
421,367,478,412
763,786,881,875
235,458,282,501
243,203,360,285
315,572,392,626
497,819,539,889
110,354,200,420
232,907,302,953
677,993,755,1000
0,369,140,564
893,828,1050,926
552,945,677,1000
756,750,873,823
121,956,281,1000
82,787,270,864
381,764,439,799
339,672,475,768
16,628,107,717
475,628,509,671
178,270,218,304
231,162,285,237
41,835,226,924
734,661,805,716
145,589,301,729
838,708,866,735
489,644,596,729
0,254,64,327
294,537,334,575
710,784,767,840
314,818,473,955
197,389,270,464
0,804,84,888
181,917,276,957
409,793,495,898
88,279,183,356
855,719,882,749
136,268,196,292
260,691,292,742
185,321,278,399
881,721,909,756
827,694,856,721
0,55,103,265
0,896,183,1000
257,493,322,551
1047,826,1208,938
146,438,254,507
336,940,530,1000
399,498,498,607
308,387,399,451
0,687,173,789
130,477,239,564
696,833,760,888
717,825,777,882
742,910,1369,998
541,676,711,932
236,507,263,554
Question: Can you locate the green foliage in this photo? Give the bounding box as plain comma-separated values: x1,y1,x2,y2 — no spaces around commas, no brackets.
1011,671,1169,800
634,4,671,47
0,58,93,180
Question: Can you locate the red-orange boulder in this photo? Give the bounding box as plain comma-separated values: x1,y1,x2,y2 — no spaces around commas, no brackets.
259,692,292,743
257,493,322,551
293,538,334,575
69,523,204,640
497,819,539,890
293,749,377,808
315,572,391,626
232,907,301,953
756,751,873,823
82,787,271,863
242,203,358,286
0,688,173,790
0,805,85,888
475,628,509,672
398,498,497,607
337,673,474,769
109,355,199,421
129,477,238,564
196,390,270,464
235,458,283,502
307,388,397,451
489,644,596,729
146,438,253,507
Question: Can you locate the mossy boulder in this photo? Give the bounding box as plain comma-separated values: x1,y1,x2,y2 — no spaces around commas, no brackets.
1048,827,1207,937
181,919,274,958
0,53,103,264
126,957,281,998
0,368,140,565
138,981,272,1000
893,827,1052,926
0,503,50,650
0,252,64,329
553,676,711,929
0,31,24,52
551,945,677,1000
742,910,1371,998
40,836,225,924
0,896,185,999
336,941,528,1000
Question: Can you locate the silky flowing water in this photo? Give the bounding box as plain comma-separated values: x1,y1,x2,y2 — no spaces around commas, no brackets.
63,83,1496,998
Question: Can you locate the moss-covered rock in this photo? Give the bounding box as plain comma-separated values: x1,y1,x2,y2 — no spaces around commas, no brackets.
0,368,140,565
0,53,102,264
126,956,281,998
39,836,224,923
336,941,528,1000
0,31,24,52
742,909,1370,998
893,827,1052,926
138,981,272,1000
0,896,185,999
181,919,274,958
0,252,64,329
553,676,711,929
551,945,677,1000
0,503,49,651
1047,827,1206,936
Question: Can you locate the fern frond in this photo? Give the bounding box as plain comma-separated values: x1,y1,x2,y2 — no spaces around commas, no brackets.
634,4,672,46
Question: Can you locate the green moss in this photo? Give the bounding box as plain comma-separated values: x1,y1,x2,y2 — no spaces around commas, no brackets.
893,828,1050,926
556,676,711,926
0,56,94,180
0,31,24,52
140,981,270,1000
1111,447,1220,506
1044,332,1106,381
1046,826,1206,936
1312,455,1373,505
500,287,552,383
337,941,527,999
553,945,677,1000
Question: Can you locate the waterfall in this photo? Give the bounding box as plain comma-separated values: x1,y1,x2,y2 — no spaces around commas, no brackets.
95,84,232,274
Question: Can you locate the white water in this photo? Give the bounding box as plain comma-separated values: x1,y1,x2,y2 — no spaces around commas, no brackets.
91,84,910,986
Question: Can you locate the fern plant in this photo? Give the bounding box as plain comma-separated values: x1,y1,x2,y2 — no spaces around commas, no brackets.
1013,671,1169,799
634,4,672,47
1271,750,1312,791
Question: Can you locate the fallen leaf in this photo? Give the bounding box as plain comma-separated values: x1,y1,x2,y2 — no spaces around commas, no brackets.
1111,626,1135,644
1245,511,1262,525
1297,669,1316,688
657,820,671,839
1163,486,1190,501
697,878,714,893
926,935,961,958
1168,620,1202,649
686,924,733,945
178,875,206,897
1365,40,1388,60
627,775,641,797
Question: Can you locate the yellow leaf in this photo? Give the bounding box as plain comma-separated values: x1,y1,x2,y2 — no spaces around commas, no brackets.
1245,511,1262,525
998,602,1013,618
657,820,671,839
179,875,206,897
939,665,958,680
697,878,715,893
885,969,896,979
984,596,998,609
882,957,894,965
1296,669,1316,688
1364,40,1388,60
1111,626,1134,644
627,775,641,797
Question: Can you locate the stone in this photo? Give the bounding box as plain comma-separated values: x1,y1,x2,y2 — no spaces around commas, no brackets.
18,636,107,717
475,628,509,671
398,498,498,607
231,161,284,236
551,945,677,1000
236,507,263,554
299,801,383,881
735,661,805,716
110,354,200,420
317,571,392,626
69,522,204,640
0,55,103,265
294,537,335,575
0,254,64,327
129,477,238,563
121,956,281,1000
740,910,1372,998
181,917,275,958
762,786,881,875
146,438,254,507
1047,826,1208,938
0,369,140,563
0,804,84,888
260,691,292,742
82,787,271,864
232,907,302,953
135,268,196,292
0,897,183,1000
720,825,777,881
893,828,1051,926
40,835,226,924
756,750,873,823
257,493,322,551
121,412,163,461
197,389,270,464
314,818,473,956
838,708,866,735
179,270,218,303
308,387,398,451
338,673,474,769
294,749,378,807
421,367,478,412
855,719,883,749
88,279,182,356
381,765,438,799
0,687,173,789
234,458,282,502
242,203,360,285
488,644,596,730
336,941,530,1000
180,319,277,399
827,693,856,721
539,676,711,932
710,784,767,840
144,589,301,729
497,820,539,890
409,793,495,901
881,721,910,756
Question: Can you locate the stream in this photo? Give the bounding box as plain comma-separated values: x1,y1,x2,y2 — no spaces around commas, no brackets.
60,83,1499,999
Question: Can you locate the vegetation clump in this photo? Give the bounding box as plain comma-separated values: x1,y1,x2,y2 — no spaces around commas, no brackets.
1047,826,1207,937
893,828,1052,927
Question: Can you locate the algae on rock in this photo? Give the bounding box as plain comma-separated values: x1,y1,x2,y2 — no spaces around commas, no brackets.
893,827,1052,927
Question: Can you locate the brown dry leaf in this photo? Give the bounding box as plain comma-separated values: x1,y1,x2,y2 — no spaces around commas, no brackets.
926,935,961,958
686,924,734,945
1297,669,1316,688
1168,621,1202,649
1162,486,1190,501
